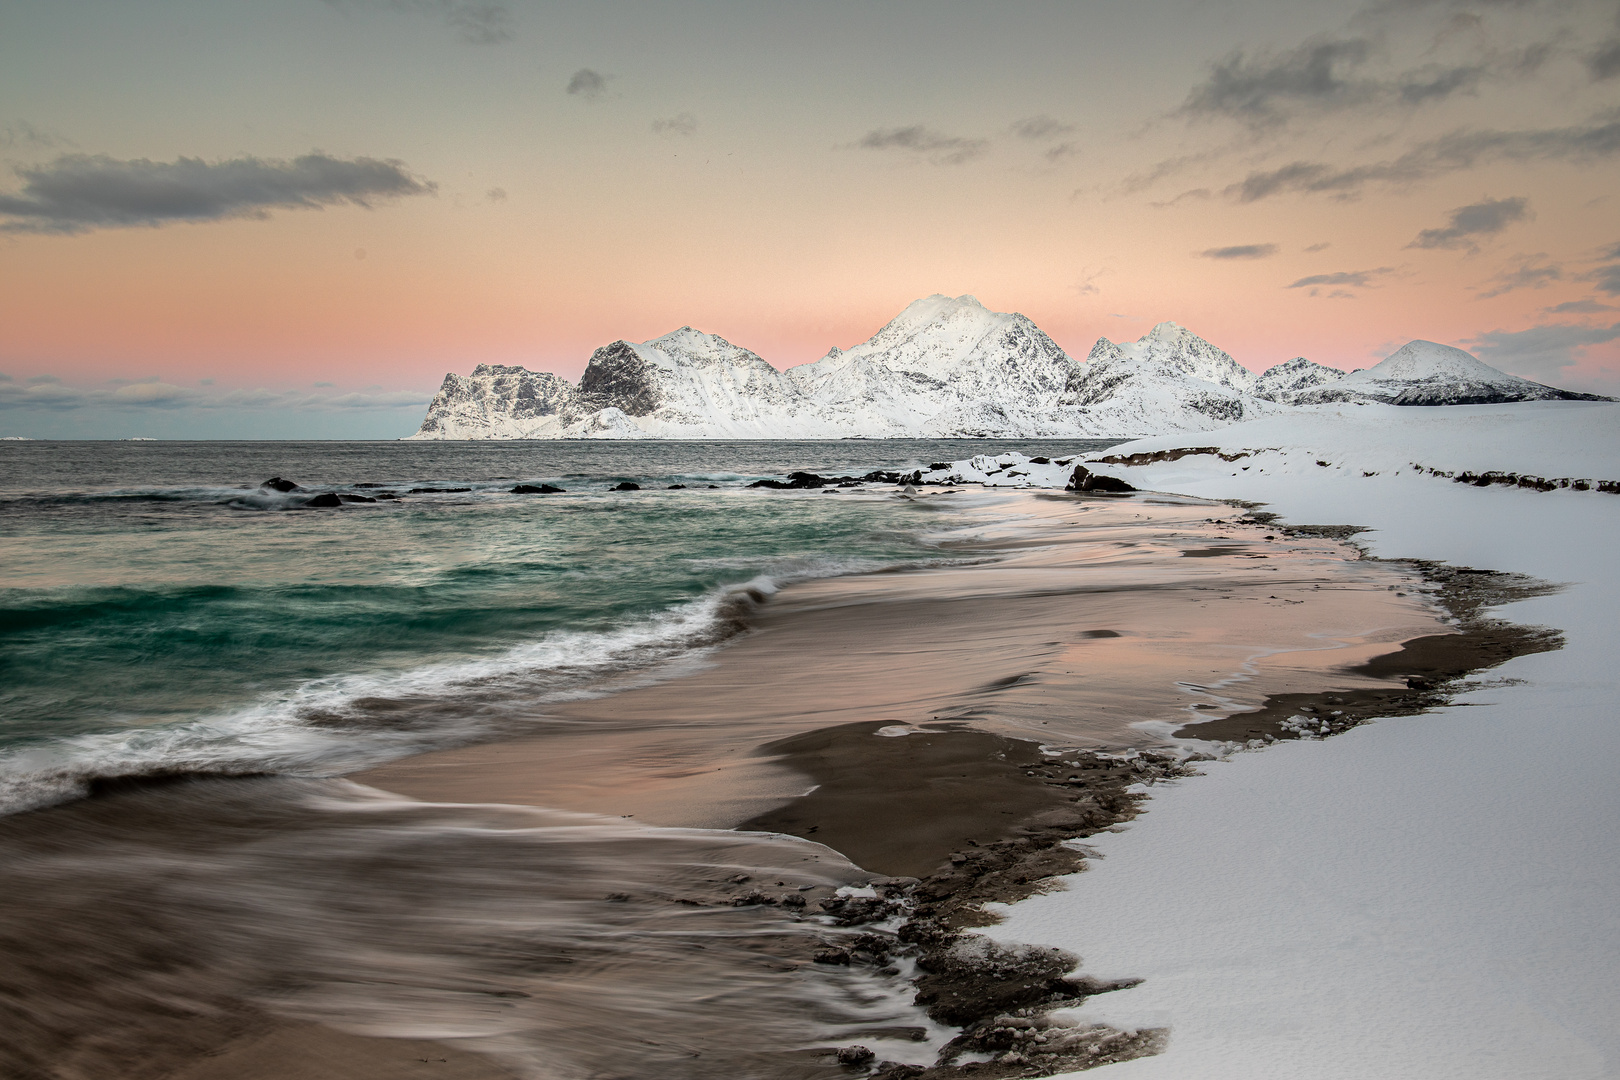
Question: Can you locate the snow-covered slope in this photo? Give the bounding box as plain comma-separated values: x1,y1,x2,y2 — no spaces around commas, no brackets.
1057,323,1283,433
786,295,1079,436
415,364,577,440
1252,356,1347,401
408,304,1608,440
1293,340,1607,406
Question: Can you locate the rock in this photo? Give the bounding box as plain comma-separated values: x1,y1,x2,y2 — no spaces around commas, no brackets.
835,1046,875,1067
408,487,472,494
261,477,300,492
667,484,686,489
511,484,565,494
1066,465,1137,493
813,948,852,965
610,482,641,492
337,493,376,503
303,493,343,507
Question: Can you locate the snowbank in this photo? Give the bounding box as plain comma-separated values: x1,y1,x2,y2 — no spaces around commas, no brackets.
944,401,1620,1078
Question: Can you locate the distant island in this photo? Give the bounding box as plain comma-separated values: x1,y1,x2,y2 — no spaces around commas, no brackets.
409,295,1606,441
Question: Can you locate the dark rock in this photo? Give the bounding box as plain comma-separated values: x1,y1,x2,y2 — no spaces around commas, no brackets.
667,484,686,489
813,949,852,965
577,340,663,416
303,493,343,507
261,477,300,492
1028,456,1051,465
337,493,376,503
610,482,641,492
836,1046,875,1067
929,462,952,470
511,484,565,494
1065,466,1137,493
408,487,472,494
354,483,386,488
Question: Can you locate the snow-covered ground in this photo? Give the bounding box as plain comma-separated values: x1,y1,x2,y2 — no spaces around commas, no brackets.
945,402,1620,1079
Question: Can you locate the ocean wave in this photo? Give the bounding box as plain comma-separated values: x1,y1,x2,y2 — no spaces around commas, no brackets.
0,556,904,817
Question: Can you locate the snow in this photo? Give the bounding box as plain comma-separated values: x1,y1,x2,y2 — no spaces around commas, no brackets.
954,401,1620,1079
407,300,1609,440
1291,340,1600,406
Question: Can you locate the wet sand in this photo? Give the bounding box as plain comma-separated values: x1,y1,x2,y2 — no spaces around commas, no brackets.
358,490,1444,842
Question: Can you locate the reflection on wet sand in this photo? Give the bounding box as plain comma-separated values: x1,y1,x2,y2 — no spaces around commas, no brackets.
361,491,1443,831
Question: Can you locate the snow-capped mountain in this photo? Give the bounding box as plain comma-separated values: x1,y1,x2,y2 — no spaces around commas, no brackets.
1057,323,1281,432
414,364,576,439
1291,340,1609,406
787,295,1078,435
1252,356,1347,402
408,303,1608,440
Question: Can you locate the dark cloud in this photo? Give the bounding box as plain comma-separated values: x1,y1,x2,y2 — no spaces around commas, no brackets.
856,126,988,165
0,152,433,235
1467,321,1620,380
1181,38,1377,126
1588,38,1620,80
1476,256,1560,298
1010,116,1076,140
566,68,608,99
1546,299,1615,313
328,1,512,45
1045,142,1081,162
1409,196,1530,250
485,186,507,201
1304,241,1332,252
1288,267,1396,289
1199,243,1280,260
651,113,697,137
1225,114,1620,201
1396,63,1486,103
1589,262,1620,294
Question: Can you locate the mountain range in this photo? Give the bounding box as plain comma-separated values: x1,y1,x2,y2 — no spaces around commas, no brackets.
409,295,1605,440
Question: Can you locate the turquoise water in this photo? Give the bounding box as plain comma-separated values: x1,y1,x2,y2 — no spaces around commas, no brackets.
0,439,1115,811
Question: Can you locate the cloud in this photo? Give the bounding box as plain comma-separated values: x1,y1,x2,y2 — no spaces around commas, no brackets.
1199,243,1280,260
328,0,513,45
1010,116,1075,140
0,152,434,235
1546,298,1615,313
485,186,507,201
0,121,64,149
0,378,433,412
1396,63,1487,103
566,68,608,100
1304,241,1332,252
1467,321,1620,380
651,113,697,136
1589,262,1620,294
1408,195,1530,250
1588,39,1620,80
1288,267,1396,289
1045,142,1081,162
1180,38,1378,126
855,125,988,165
1476,255,1560,297
1225,114,1620,201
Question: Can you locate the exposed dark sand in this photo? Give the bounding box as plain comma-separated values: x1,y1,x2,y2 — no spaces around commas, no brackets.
736,722,1080,878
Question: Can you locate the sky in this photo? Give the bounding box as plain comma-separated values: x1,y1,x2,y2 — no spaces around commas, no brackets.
2,0,1619,438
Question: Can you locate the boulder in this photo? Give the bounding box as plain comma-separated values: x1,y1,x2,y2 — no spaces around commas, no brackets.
303,493,343,507
610,482,641,491
511,484,565,494
261,477,300,492
1067,465,1137,493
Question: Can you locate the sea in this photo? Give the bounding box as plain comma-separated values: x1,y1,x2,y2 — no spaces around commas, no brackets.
0,438,1114,815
